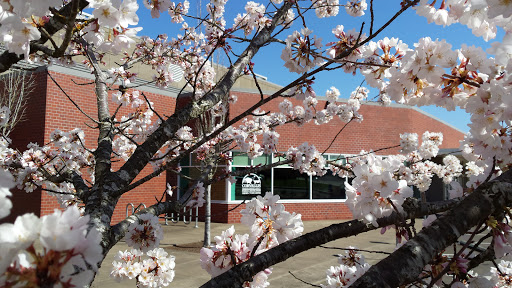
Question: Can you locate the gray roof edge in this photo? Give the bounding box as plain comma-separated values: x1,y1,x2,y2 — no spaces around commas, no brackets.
439,148,462,155
230,87,281,95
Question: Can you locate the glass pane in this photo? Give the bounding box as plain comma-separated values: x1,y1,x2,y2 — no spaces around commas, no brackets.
273,168,309,199
231,167,271,200
178,167,190,198
272,154,288,165
312,171,349,199
178,167,202,198
232,152,250,166
329,154,346,165
191,152,202,166
179,154,190,166
253,154,270,166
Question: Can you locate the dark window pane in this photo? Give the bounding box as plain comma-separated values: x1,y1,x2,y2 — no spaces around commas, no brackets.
232,167,271,201
178,167,202,198
273,168,309,199
178,167,190,198
312,171,349,199
179,155,190,166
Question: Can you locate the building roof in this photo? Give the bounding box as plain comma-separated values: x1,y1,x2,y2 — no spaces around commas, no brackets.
0,47,465,134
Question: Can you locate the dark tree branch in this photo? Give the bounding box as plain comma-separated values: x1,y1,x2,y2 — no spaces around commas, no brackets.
52,0,81,58
114,2,295,195
200,198,460,288
0,0,90,73
350,169,512,288
109,200,182,249
83,40,114,186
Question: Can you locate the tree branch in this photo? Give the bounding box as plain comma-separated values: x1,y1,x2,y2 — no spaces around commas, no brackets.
109,200,182,250
0,0,89,73
200,198,459,288
350,169,512,288
114,2,295,195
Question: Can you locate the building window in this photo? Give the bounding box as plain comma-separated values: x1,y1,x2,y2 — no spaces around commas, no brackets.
272,167,309,199
177,153,228,201
312,171,347,199
230,152,350,201
231,167,271,201
230,153,271,201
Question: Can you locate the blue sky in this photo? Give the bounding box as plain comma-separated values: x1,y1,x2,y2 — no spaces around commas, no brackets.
129,1,505,133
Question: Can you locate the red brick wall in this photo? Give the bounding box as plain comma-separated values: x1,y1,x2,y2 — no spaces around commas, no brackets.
2,70,47,223
208,202,353,223
230,92,464,155
8,69,176,224
8,71,465,225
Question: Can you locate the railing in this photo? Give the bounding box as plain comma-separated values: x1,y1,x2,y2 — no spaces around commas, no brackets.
125,203,147,218
126,203,198,228
162,206,199,228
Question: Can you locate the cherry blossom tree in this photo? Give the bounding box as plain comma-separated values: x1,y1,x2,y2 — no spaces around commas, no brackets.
0,0,512,287
0,69,35,137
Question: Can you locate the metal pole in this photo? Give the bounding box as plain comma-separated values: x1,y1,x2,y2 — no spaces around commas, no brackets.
194,206,199,228
203,184,211,247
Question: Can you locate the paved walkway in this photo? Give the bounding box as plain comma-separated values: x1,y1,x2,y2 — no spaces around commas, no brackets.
92,220,398,288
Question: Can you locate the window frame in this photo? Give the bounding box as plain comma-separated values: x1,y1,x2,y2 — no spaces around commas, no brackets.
176,152,228,201
228,152,353,203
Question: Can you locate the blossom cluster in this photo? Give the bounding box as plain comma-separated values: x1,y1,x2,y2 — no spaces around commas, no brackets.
0,169,14,219
287,143,327,176
200,192,303,287
490,260,512,287
345,154,414,226
0,0,142,60
0,205,103,287
111,248,176,287
125,213,164,252
281,0,369,73
112,213,175,287
343,131,463,226
234,1,271,36
0,127,94,208
281,28,324,74
321,247,371,288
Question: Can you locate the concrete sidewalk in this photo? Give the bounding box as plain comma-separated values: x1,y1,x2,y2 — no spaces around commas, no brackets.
92,220,397,288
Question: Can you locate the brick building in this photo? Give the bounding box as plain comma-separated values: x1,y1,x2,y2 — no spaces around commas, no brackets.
5,62,465,224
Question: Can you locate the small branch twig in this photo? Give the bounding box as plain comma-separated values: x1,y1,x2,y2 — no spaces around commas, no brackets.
46,70,99,124
288,271,322,287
